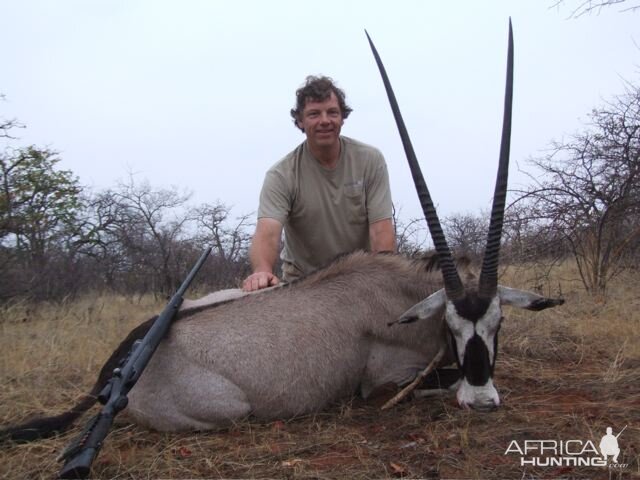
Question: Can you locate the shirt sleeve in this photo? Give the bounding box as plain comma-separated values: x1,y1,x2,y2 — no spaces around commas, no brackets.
257,168,290,225
365,153,393,223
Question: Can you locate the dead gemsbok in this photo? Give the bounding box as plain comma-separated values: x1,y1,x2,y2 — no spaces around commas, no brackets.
0,22,562,443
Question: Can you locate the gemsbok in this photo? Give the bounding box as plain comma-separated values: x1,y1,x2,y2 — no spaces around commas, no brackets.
1,21,563,442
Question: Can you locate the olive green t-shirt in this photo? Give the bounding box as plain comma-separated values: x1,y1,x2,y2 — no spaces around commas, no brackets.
258,136,393,281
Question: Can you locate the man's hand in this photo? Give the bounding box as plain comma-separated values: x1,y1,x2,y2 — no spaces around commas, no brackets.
242,271,280,292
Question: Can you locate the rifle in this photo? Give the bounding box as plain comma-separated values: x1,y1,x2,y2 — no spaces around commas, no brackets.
58,247,212,479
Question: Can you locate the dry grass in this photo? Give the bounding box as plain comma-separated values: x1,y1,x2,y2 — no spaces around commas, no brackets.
1,265,639,479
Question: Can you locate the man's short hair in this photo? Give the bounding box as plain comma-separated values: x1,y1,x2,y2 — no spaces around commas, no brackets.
290,75,353,131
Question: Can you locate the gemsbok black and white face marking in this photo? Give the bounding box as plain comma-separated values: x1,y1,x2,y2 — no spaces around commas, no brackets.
447,294,501,410
368,20,564,411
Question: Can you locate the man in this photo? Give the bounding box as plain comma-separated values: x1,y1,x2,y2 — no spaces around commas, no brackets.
600,427,622,463
242,76,396,292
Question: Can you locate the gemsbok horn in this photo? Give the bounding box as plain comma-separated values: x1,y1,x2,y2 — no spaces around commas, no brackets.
367,20,564,410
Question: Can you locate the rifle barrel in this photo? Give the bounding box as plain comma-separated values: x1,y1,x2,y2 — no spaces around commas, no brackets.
615,425,627,438
58,247,212,479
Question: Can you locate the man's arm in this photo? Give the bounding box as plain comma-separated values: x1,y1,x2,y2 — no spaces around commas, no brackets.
243,217,283,291
369,217,396,252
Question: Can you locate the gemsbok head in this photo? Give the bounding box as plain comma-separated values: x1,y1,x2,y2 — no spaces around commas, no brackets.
367,21,564,411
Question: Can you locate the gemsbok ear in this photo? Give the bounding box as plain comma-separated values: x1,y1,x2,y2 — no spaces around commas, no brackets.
498,285,565,311
392,289,446,325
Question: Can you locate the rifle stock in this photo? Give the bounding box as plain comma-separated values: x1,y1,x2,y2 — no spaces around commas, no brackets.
58,247,212,479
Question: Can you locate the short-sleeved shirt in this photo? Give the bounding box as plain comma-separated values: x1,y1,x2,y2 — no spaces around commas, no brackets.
258,136,393,280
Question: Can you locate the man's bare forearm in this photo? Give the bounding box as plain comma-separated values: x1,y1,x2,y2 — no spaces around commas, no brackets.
370,218,396,252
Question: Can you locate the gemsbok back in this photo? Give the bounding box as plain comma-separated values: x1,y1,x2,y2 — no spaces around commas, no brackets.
0,21,563,443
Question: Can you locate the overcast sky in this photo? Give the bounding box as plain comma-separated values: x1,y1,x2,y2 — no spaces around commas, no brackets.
1,1,638,225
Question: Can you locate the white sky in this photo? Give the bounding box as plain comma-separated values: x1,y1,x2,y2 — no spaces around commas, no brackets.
1,1,638,224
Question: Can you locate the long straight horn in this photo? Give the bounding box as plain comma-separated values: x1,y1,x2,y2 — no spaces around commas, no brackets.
366,30,464,300
478,20,514,299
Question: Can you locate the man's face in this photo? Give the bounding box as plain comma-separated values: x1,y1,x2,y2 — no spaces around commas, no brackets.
297,92,344,151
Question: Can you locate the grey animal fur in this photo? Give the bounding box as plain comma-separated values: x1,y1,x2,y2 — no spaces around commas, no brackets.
125,251,453,431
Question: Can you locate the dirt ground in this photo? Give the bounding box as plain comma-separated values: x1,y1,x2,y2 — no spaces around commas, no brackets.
1,269,639,479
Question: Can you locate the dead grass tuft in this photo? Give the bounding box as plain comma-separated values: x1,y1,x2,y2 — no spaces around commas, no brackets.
1,265,639,479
